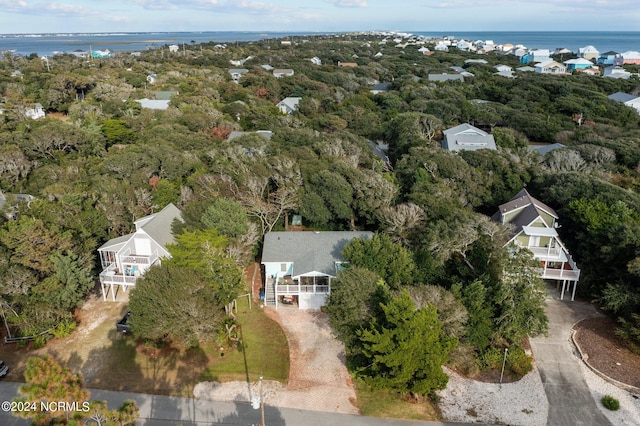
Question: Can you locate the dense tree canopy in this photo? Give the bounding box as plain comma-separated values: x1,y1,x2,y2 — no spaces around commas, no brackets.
1,32,640,375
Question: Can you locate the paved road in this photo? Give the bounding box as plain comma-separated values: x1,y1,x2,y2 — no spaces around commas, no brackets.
530,285,612,426
0,381,485,425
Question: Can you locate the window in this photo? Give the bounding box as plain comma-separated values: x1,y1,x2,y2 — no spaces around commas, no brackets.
280,263,287,272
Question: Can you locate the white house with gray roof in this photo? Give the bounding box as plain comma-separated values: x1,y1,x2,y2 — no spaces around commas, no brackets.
442,123,497,152
97,203,183,301
261,231,373,309
276,97,301,114
608,92,640,113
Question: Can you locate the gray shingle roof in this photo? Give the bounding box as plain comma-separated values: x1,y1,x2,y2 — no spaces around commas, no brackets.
442,123,497,152
428,74,465,82
262,231,374,277
135,203,183,247
493,189,558,237
608,92,638,103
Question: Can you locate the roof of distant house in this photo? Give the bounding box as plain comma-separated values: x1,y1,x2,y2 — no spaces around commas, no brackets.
135,99,170,110
608,92,638,103
530,143,566,156
228,130,273,141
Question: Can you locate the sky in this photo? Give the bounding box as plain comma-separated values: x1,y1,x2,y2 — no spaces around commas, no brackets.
0,0,639,34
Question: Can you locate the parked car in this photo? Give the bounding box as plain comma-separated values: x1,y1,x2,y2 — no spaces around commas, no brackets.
0,360,8,377
117,311,131,334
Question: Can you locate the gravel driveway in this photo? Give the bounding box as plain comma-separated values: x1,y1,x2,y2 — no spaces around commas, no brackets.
194,307,359,414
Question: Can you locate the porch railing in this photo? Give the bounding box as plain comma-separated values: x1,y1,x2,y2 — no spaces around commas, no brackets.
275,284,330,294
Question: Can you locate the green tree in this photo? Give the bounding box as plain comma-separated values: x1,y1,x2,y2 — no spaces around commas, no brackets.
13,355,90,424
358,291,457,396
47,251,94,312
342,233,416,289
101,119,137,146
200,198,249,239
128,264,225,346
325,267,389,351
13,355,139,425
301,169,353,229
493,246,548,344
451,279,494,352
84,399,139,426
0,217,74,276
168,229,245,306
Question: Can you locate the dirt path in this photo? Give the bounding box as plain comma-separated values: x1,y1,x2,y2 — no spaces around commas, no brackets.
1,292,128,383
194,307,359,414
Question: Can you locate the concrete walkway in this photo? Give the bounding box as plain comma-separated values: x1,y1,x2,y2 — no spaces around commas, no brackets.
529,285,612,426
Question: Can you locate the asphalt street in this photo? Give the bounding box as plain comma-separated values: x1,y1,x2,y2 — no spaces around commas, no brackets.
0,381,484,425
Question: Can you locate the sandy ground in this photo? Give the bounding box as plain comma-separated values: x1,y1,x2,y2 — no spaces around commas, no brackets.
437,365,548,425
579,362,640,425
195,308,359,414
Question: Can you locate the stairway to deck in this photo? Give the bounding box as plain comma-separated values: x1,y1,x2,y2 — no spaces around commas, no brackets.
265,277,276,306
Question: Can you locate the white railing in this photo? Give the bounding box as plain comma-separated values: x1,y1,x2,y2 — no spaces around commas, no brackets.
537,267,580,281
99,268,138,285
121,252,157,265
275,284,330,294
526,246,562,258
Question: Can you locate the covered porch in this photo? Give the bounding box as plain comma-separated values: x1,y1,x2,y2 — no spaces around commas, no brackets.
97,247,158,301
271,273,332,309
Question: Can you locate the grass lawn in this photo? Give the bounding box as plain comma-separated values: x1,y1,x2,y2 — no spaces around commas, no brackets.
353,378,441,421
199,296,289,384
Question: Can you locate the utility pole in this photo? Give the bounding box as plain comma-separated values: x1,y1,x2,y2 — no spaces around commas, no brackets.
500,347,508,385
260,376,265,426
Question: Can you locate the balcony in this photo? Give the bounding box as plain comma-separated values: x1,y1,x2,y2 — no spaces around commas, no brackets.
121,253,157,265
99,264,138,287
274,276,330,295
538,267,580,281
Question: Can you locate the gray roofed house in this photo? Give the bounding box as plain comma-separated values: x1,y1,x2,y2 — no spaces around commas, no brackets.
227,130,273,141
135,99,170,110
370,82,389,94
97,203,183,301
428,73,465,82
608,92,637,103
530,143,566,156
442,123,497,152
261,231,373,309
608,92,640,113
229,68,249,83
492,189,580,300
135,91,178,110
273,69,294,78
276,97,301,114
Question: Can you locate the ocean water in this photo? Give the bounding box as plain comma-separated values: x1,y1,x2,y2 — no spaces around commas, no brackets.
0,31,316,57
0,30,638,57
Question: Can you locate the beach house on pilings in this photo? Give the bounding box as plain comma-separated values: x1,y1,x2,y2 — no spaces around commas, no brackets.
492,189,580,300
97,203,183,301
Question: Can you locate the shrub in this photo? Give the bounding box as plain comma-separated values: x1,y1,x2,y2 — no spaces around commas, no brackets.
601,395,620,411
506,346,533,376
32,334,49,349
52,319,77,338
480,347,504,370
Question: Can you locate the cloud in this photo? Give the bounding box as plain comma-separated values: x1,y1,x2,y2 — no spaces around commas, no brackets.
428,0,638,9
325,0,368,7
133,0,178,10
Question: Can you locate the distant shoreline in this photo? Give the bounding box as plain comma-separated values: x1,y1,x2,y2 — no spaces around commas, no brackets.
1,30,638,57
